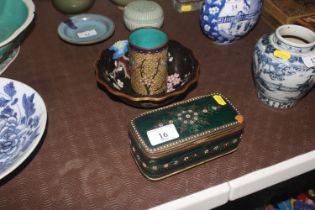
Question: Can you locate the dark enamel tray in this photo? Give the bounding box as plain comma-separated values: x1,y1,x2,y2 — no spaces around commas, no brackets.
95,40,199,108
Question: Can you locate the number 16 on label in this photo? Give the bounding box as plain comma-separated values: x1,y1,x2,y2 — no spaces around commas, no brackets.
147,124,179,146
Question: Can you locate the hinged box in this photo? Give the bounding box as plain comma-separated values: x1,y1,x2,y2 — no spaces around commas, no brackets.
262,0,315,28
129,94,245,180
295,15,315,32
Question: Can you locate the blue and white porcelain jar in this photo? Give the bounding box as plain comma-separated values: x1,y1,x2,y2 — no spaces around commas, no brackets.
200,0,262,44
253,24,315,109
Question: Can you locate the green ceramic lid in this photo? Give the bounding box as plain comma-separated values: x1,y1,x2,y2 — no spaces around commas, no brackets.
124,0,164,21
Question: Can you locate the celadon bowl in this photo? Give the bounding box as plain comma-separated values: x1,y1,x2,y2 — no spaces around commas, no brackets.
0,0,35,73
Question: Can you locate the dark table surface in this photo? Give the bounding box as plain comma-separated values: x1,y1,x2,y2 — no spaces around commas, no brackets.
1,0,314,209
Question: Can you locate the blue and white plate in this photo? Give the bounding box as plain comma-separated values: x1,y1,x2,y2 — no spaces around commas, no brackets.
58,13,115,45
0,78,47,179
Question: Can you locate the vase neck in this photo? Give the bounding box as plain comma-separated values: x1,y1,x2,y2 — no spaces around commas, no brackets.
273,24,315,54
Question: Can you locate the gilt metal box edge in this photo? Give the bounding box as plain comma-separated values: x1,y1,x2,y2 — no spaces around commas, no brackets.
128,93,245,181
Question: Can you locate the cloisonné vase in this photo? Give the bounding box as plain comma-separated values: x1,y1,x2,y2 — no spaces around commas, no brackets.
129,28,168,96
253,24,315,109
200,0,262,44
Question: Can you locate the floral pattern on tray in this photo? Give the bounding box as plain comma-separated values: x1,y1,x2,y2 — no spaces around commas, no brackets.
96,40,199,108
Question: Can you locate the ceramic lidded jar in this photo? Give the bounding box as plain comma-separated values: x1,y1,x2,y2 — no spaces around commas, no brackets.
52,0,95,14
123,0,164,31
200,0,262,44
253,24,315,109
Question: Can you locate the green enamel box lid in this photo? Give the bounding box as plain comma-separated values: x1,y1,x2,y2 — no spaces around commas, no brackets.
129,94,245,180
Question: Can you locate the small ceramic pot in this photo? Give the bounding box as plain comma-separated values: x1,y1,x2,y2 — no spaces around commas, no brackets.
129,28,168,96
124,0,164,31
253,24,315,109
52,0,95,14
200,0,262,44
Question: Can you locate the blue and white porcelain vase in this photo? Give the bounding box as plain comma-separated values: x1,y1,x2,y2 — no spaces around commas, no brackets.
253,24,315,109
200,0,262,44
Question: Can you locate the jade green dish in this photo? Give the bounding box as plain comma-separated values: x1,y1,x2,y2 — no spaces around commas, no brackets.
58,13,115,45
0,0,35,71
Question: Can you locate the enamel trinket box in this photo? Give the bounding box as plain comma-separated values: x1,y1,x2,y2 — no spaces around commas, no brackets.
129,94,245,180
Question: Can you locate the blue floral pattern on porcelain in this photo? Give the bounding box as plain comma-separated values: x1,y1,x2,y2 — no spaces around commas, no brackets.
200,0,262,44
0,78,47,179
252,25,315,109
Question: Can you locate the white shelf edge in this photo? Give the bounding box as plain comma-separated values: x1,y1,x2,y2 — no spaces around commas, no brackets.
149,182,230,210
228,150,315,200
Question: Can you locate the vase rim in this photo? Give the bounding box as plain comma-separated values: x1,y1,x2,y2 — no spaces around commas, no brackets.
128,27,168,50
275,24,315,48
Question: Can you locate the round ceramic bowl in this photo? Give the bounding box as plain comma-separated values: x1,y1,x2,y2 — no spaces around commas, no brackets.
0,0,35,74
123,0,164,31
0,78,47,180
52,0,95,14
95,40,199,108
